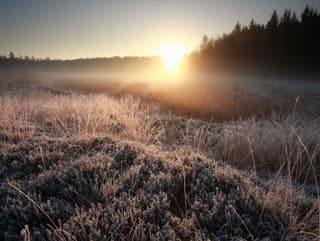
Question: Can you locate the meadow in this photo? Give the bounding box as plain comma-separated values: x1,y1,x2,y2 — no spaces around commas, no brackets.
0,76,320,240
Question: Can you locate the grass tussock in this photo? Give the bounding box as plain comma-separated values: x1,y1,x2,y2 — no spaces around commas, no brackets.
0,89,320,240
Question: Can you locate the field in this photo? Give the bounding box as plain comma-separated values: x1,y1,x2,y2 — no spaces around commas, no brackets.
1,78,320,240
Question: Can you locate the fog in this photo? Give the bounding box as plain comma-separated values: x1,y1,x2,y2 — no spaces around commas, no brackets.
1,61,318,122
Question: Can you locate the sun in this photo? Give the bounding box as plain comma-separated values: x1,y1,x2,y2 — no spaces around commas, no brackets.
157,43,186,73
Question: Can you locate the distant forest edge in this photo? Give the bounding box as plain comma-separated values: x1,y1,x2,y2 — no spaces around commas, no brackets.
193,6,320,78
1,6,320,79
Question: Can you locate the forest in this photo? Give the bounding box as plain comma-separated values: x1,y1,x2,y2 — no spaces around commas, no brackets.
195,6,320,77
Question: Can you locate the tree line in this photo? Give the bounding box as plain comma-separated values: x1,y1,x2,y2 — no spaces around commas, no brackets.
0,53,160,73
196,6,320,77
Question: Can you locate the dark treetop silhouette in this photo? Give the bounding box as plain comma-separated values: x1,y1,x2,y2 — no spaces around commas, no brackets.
194,6,320,78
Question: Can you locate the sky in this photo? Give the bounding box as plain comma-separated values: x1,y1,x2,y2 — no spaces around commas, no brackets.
1,0,319,59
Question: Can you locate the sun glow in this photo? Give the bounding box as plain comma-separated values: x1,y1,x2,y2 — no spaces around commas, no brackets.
157,43,186,73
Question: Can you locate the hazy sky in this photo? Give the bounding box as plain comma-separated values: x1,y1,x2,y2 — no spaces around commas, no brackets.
1,0,319,59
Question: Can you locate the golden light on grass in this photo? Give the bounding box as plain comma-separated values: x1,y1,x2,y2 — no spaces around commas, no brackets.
157,43,186,73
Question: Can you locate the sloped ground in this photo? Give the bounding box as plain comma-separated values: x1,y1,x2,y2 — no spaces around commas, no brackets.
0,136,291,240
0,89,319,240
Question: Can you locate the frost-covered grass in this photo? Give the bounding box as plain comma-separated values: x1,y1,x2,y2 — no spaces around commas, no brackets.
0,89,320,240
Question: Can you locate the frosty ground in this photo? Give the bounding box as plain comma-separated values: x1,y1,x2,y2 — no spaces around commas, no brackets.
0,86,320,240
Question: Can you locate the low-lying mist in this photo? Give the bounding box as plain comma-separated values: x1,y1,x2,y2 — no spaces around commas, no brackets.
1,56,320,121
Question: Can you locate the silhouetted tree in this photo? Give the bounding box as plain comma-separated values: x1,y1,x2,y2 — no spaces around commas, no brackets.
200,35,209,50
233,22,241,34
280,9,292,26
267,10,279,31
9,52,15,59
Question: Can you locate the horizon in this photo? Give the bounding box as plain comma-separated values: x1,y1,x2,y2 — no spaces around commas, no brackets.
1,0,320,60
